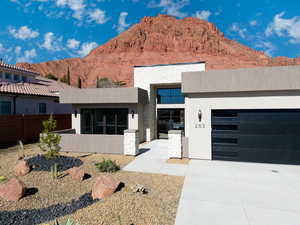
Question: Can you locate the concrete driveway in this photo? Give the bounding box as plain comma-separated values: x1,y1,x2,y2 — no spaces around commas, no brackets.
175,160,300,225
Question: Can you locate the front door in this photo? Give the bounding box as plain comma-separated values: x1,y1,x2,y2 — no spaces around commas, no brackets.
157,109,184,139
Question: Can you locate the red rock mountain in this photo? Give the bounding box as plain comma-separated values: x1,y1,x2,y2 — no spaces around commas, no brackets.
18,15,300,87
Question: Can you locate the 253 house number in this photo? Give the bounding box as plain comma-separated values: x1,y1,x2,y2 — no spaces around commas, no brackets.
195,123,205,128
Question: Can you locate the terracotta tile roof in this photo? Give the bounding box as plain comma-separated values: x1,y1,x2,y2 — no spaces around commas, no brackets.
0,62,39,76
0,76,73,97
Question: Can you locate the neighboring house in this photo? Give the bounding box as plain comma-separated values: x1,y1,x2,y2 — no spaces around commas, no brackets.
60,62,300,165
0,62,72,115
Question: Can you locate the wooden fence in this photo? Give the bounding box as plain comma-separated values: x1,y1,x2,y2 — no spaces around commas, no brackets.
0,114,71,146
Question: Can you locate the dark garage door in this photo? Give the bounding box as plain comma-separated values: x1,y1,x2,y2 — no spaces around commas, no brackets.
212,109,300,164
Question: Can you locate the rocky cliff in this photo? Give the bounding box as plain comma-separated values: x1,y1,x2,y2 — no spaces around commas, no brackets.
18,15,300,87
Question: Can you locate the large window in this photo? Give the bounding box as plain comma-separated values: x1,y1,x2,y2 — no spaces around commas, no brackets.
81,108,128,135
157,88,184,104
0,101,12,115
38,103,47,114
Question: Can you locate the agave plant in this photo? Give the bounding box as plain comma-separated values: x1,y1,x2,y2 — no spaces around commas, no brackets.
53,217,81,225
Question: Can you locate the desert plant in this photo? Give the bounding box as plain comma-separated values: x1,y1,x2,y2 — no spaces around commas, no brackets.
52,217,81,225
131,184,147,194
46,74,58,81
95,159,120,172
18,140,25,159
38,115,61,160
0,176,7,182
50,163,59,180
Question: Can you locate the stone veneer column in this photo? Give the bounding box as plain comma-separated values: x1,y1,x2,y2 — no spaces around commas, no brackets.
124,129,139,156
168,130,182,158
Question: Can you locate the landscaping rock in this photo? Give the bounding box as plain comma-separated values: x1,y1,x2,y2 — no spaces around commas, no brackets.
66,167,85,181
0,178,26,201
14,160,30,176
92,175,120,199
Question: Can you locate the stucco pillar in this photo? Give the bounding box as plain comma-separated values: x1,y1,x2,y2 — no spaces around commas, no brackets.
168,130,182,158
124,129,139,156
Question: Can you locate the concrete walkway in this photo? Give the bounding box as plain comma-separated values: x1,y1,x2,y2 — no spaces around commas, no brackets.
123,139,188,176
175,160,300,225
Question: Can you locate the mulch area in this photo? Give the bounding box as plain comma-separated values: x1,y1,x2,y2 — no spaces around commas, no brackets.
0,144,184,225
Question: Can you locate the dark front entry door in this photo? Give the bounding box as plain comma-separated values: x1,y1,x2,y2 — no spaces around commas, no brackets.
157,109,184,139
212,109,300,164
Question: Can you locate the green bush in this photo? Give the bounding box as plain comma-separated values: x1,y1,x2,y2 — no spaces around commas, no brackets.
53,217,80,225
38,115,61,160
0,176,7,182
95,159,120,172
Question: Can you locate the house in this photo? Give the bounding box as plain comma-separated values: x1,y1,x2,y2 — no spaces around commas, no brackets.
60,62,300,164
0,62,72,115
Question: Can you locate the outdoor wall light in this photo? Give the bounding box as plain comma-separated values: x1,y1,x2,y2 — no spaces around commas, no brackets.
198,110,202,122
74,110,78,118
131,110,135,119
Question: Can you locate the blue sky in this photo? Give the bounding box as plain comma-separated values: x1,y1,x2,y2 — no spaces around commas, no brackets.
1,0,300,64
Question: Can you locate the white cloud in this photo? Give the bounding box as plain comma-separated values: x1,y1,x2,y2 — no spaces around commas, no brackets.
249,20,257,26
265,12,300,43
77,42,97,57
229,23,247,39
193,10,211,21
67,38,80,49
15,46,22,55
0,43,11,54
16,48,37,62
41,32,63,51
9,26,39,40
148,0,189,18
116,12,130,33
255,41,277,57
89,8,108,24
55,0,86,20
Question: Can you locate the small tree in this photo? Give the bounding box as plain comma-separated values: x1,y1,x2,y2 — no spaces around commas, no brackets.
46,74,58,81
66,66,71,85
77,76,82,88
38,115,61,160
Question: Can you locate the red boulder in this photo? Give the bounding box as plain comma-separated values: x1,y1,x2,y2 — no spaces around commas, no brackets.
66,167,85,181
0,178,26,201
15,160,30,177
92,176,120,200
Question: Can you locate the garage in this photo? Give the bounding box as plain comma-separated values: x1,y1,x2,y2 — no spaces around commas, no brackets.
212,109,300,164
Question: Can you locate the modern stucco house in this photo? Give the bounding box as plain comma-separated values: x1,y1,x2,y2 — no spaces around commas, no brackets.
0,62,72,115
60,62,300,164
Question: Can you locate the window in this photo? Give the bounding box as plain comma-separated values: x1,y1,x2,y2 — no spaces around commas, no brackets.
81,108,128,135
38,103,47,114
0,101,12,115
5,73,11,80
13,74,20,82
157,88,185,104
21,76,27,82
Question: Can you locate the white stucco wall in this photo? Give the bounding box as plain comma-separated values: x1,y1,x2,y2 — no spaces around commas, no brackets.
186,92,300,160
0,95,72,115
134,62,205,141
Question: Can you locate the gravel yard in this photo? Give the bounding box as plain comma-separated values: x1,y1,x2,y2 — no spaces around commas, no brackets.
0,144,184,225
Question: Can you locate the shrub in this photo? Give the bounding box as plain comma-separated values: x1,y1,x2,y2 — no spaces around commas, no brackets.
95,159,120,172
52,217,81,225
38,115,61,160
131,184,147,194
0,176,6,182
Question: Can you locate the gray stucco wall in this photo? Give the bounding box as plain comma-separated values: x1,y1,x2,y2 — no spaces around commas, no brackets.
182,65,300,94
60,134,124,154
60,87,148,104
